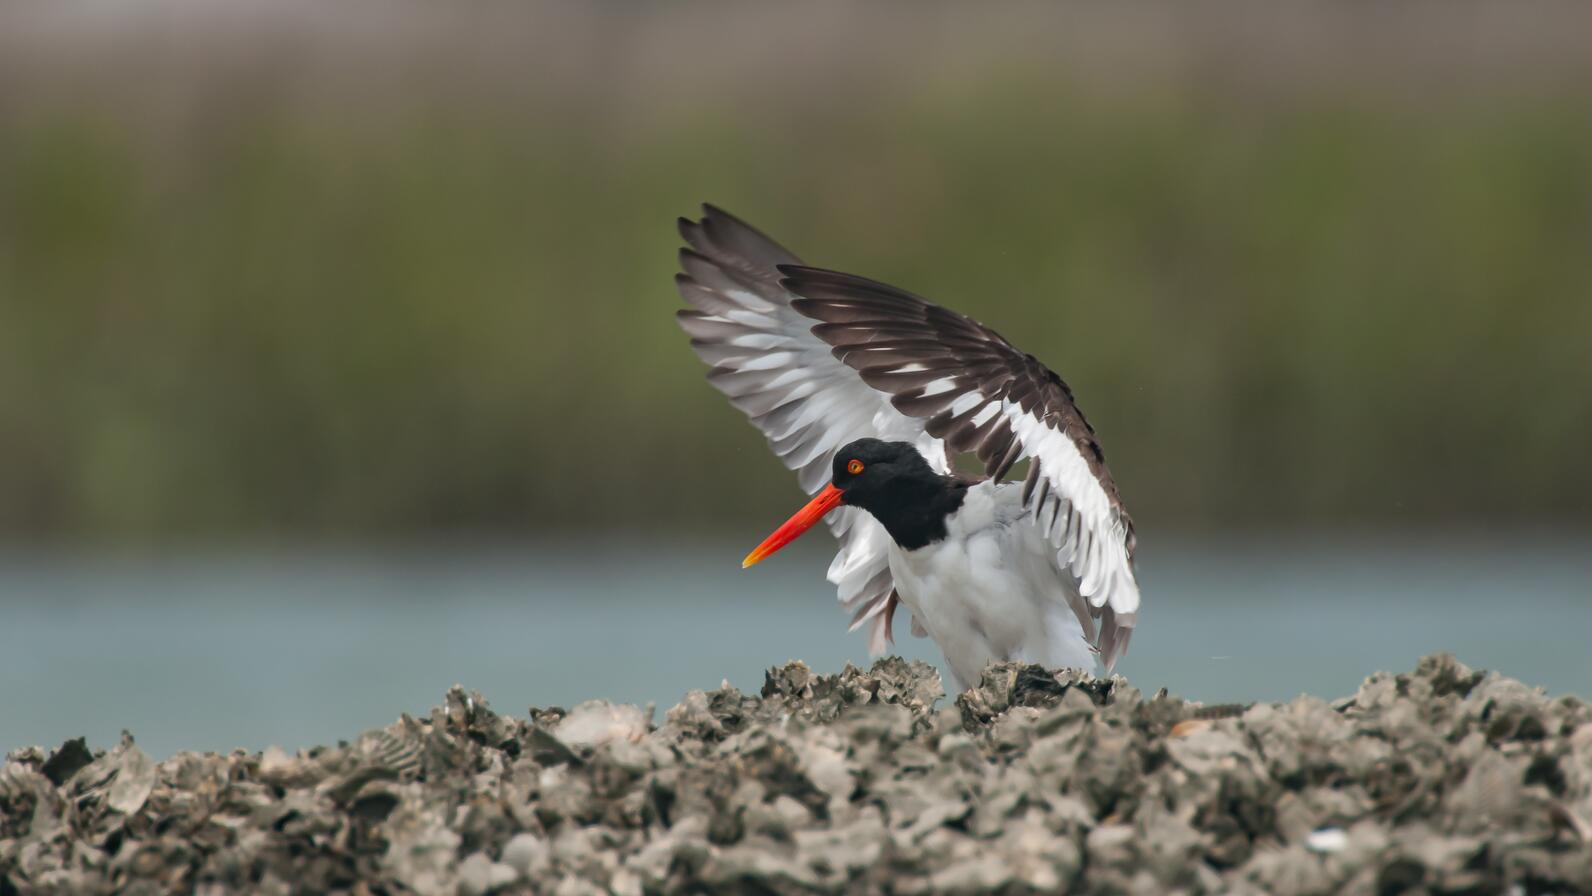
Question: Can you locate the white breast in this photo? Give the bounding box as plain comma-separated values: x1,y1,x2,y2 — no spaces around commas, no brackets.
885,482,1097,690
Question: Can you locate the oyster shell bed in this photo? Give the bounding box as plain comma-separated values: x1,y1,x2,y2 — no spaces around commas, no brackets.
4,654,1591,895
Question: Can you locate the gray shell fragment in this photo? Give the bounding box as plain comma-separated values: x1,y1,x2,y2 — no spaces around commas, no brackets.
2,654,1590,894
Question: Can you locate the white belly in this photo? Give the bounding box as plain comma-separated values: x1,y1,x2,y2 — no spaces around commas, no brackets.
886,483,1097,691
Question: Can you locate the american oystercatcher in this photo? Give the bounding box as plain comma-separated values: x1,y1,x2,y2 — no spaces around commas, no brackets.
675,205,1139,689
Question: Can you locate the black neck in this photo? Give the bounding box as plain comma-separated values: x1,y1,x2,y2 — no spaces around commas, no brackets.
862,475,968,551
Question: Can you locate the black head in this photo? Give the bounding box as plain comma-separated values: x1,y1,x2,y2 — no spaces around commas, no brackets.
742,437,968,568
830,438,967,550
829,438,938,506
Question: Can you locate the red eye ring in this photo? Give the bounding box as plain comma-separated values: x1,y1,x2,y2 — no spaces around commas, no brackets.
846,459,864,475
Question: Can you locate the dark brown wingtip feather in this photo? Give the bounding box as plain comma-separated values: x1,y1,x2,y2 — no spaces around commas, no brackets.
700,203,764,235
778,263,917,294
677,215,711,254
695,205,803,267
989,437,1025,483
779,267,933,310
674,308,712,341
1021,458,1044,506
940,411,989,455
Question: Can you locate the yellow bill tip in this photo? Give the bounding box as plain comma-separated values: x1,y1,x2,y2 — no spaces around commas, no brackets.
739,483,844,573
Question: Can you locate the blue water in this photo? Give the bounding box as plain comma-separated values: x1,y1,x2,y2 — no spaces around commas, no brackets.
1,534,1588,758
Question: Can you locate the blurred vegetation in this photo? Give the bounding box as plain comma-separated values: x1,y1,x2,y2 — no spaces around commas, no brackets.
1,6,1590,540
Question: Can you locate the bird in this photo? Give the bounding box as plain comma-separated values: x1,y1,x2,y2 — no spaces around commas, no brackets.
674,204,1139,690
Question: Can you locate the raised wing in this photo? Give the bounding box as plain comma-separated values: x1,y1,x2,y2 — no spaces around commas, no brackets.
674,205,948,653
779,266,1141,670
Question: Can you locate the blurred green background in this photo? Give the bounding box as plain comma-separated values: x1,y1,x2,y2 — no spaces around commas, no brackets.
5,2,1592,756
2,3,1590,541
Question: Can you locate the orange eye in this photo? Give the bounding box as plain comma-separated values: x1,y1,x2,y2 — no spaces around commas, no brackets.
846,459,865,475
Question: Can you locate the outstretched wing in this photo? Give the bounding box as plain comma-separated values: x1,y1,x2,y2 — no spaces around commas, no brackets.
674,205,947,653
779,265,1141,670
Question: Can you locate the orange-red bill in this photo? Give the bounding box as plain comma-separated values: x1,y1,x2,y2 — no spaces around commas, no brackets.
741,484,845,568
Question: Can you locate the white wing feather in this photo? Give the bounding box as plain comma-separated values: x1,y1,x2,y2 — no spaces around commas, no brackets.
675,206,949,653
779,265,1141,669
